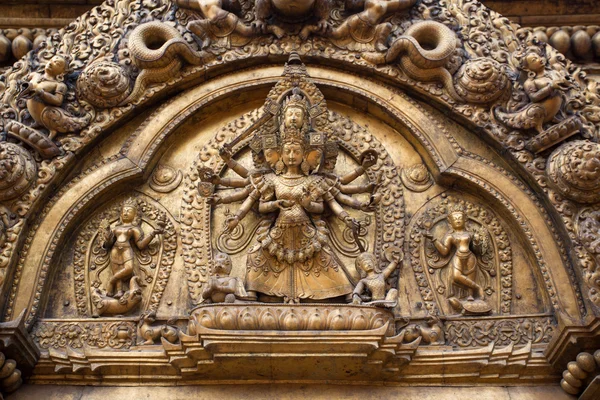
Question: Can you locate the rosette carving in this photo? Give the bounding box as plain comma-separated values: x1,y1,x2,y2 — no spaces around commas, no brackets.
453,58,509,104
77,61,131,109
547,140,600,204
400,163,433,192
0,142,36,201
149,164,183,193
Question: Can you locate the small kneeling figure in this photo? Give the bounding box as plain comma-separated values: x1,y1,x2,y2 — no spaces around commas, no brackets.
352,249,400,307
202,252,250,303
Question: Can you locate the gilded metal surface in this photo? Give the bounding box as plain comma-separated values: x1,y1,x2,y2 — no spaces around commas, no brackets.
0,0,599,394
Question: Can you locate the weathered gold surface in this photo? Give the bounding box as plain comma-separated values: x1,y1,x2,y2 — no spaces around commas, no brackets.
0,0,600,397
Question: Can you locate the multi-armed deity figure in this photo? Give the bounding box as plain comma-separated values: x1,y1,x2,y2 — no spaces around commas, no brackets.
205,82,385,303
425,203,493,315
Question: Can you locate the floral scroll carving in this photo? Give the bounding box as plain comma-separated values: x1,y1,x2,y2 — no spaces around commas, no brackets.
33,320,136,350
444,317,555,348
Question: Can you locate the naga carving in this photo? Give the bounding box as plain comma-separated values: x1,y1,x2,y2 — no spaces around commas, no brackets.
18,55,93,140
494,47,581,153
122,21,208,105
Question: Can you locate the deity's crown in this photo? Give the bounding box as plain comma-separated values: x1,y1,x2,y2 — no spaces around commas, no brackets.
282,87,309,115
122,198,138,210
448,202,466,216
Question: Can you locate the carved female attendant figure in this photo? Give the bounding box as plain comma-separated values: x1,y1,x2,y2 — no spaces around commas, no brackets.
99,199,163,298
352,250,400,306
425,204,491,314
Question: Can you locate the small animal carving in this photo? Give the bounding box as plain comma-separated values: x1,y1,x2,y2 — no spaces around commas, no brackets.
138,311,179,345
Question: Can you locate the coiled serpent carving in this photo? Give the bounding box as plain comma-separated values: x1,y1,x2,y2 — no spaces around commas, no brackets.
123,22,208,105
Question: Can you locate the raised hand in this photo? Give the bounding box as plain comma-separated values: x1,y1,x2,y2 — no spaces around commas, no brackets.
225,215,239,232
219,146,233,162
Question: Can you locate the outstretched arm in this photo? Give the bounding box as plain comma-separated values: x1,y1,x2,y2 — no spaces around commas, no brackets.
339,182,375,194
217,177,249,188
334,192,371,210
340,166,366,185
382,258,399,279
219,147,249,178
225,194,259,231
211,187,251,204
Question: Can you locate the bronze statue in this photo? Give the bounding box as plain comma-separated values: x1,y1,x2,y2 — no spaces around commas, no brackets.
202,252,250,303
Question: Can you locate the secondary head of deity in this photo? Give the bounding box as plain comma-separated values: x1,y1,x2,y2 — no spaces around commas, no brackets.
281,88,309,131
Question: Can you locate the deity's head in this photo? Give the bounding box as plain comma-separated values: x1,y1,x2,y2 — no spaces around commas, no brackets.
521,50,545,74
121,199,138,224
280,87,310,131
356,252,379,277
213,252,233,277
264,148,280,168
283,105,306,130
281,142,304,168
45,55,67,77
448,204,466,230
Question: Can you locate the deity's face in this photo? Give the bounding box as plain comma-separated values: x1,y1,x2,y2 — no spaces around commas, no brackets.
448,212,466,229
524,53,545,73
356,253,376,275
45,56,66,77
283,106,305,129
282,142,304,167
121,206,137,223
264,148,280,168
